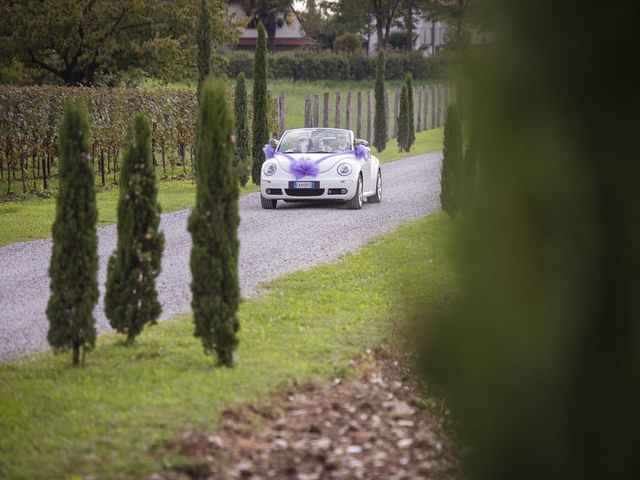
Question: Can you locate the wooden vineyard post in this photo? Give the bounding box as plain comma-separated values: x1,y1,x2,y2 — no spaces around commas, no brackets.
323,92,329,128
357,91,363,139
304,95,312,128
335,92,341,128
345,91,352,131
313,94,319,127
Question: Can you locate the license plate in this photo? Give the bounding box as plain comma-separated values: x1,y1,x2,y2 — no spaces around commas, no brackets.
290,181,319,189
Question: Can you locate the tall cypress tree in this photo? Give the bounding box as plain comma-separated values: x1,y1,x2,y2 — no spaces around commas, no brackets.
46,102,98,367
234,72,250,186
405,72,415,149
196,0,212,99
440,104,463,217
189,77,240,367
251,22,269,185
105,113,164,344
397,84,410,152
373,50,387,153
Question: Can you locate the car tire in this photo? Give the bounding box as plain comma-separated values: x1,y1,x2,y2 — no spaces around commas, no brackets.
368,170,382,203
346,175,363,210
261,195,277,209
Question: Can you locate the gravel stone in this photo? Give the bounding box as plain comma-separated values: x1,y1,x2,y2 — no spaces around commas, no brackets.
0,152,441,363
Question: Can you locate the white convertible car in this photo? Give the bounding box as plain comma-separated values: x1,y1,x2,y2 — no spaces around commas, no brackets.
260,128,382,210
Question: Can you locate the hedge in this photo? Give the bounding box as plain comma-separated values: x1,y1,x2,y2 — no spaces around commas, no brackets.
221,51,452,81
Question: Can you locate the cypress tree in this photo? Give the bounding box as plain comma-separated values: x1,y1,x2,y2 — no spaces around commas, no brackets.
373,50,387,153
46,102,98,367
251,22,269,185
196,0,212,99
397,84,410,152
440,104,463,217
405,72,415,149
189,77,240,367
105,113,165,344
234,72,250,186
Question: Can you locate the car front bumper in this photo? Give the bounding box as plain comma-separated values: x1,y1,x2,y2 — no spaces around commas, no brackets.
260,176,357,200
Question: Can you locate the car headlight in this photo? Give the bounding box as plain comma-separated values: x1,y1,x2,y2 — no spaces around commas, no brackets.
337,163,352,176
263,162,277,176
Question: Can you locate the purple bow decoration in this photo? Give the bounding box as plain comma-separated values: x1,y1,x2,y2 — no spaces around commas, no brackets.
263,143,275,159
354,144,367,160
289,157,319,179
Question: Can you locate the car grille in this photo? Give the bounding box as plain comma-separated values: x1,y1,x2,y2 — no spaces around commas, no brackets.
285,188,325,197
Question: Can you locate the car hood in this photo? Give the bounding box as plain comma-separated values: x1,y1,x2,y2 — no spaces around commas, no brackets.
275,153,356,174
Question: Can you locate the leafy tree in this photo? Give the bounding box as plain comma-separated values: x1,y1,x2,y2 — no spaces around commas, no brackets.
196,0,212,98
189,77,240,367
421,0,473,51
333,34,365,55
238,0,293,53
439,104,462,217
46,101,98,367
234,73,251,186
251,22,269,185
0,0,241,85
105,113,164,344
406,72,415,148
397,83,410,152
373,51,388,152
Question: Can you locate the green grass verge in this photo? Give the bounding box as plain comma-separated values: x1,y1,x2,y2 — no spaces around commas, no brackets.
0,181,258,247
0,213,455,479
375,127,444,163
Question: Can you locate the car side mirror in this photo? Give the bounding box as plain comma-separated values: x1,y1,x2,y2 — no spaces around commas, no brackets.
355,139,369,147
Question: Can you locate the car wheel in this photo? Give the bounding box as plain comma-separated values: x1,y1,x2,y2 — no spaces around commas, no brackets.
368,170,382,203
261,195,277,209
346,175,363,210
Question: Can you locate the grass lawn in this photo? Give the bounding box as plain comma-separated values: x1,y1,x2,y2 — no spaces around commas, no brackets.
0,213,456,479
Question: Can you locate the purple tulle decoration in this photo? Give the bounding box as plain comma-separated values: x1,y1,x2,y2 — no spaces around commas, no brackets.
263,143,275,159
289,157,319,179
355,144,367,160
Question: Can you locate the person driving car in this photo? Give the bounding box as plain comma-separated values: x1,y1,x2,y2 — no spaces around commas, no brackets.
336,133,351,151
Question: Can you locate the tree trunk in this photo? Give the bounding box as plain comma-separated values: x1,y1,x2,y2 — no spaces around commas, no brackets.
100,149,106,186
20,153,27,193
72,341,80,367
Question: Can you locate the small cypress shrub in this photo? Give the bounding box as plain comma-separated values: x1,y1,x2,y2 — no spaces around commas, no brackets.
397,84,410,152
46,101,98,367
251,22,269,185
373,50,388,152
105,113,165,344
196,0,212,99
406,72,415,149
234,73,251,186
189,77,240,367
440,104,463,217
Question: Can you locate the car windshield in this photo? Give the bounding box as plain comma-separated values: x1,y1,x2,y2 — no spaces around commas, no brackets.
277,129,354,154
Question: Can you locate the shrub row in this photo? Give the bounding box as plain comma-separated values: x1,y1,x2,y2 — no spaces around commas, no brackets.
221,51,452,81
0,85,277,193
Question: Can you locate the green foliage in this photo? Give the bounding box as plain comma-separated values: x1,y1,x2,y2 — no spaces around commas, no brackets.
222,50,452,81
374,51,388,152
406,72,415,148
189,78,240,367
397,84,410,152
425,3,640,479
462,134,477,209
388,31,417,50
196,0,212,98
0,0,241,86
105,114,164,344
234,73,251,186
251,23,269,185
46,102,98,367
333,34,364,55
439,104,463,217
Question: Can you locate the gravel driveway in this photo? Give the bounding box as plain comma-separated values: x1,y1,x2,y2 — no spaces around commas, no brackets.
0,152,441,363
